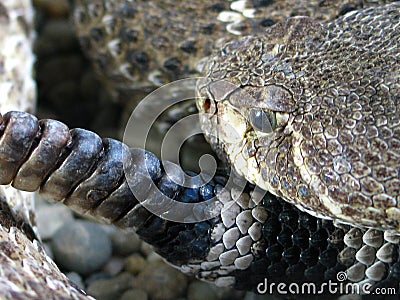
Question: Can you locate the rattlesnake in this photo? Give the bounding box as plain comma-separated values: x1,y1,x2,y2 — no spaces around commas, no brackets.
0,0,399,299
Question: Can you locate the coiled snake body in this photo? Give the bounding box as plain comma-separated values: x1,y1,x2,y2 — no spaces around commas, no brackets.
0,0,399,298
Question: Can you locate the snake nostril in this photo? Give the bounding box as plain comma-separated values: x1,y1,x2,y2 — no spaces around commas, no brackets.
203,99,211,112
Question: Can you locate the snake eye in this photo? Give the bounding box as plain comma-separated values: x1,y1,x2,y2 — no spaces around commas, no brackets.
249,109,276,133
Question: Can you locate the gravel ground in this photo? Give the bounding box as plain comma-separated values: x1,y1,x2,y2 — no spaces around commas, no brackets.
31,1,255,300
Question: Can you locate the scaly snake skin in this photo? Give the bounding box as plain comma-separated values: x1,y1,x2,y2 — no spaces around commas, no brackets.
73,0,397,102
0,0,399,298
197,3,400,230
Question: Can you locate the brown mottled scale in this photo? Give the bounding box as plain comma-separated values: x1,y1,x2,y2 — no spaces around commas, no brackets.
198,3,400,231
73,0,230,100
72,0,389,102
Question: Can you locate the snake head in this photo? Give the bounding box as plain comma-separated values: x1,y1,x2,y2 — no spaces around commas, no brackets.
196,77,295,191
197,7,400,232
196,16,323,193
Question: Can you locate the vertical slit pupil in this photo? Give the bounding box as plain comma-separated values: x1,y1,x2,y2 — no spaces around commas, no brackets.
250,109,273,133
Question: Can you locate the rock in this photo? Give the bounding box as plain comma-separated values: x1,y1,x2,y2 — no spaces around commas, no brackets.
35,203,73,240
87,272,134,300
42,242,54,260
124,254,147,275
146,251,163,263
109,228,142,256
120,288,148,300
66,272,84,290
85,273,112,286
51,220,112,275
188,281,218,300
140,241,156,257
134,262,188,300
102,257,125,276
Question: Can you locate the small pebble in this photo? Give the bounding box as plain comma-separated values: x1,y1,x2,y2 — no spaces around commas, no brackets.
51,220,112,275
124,254,147,275
140,241,156,257
66,272,84,290
120,288,149,300
42,242,54,260
102,257,125,276
188,281,218,300
87,272,134,300
36,203,73,240
85,273,112,286
109,228,142,256
134,262,188,300
146,252,163,263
